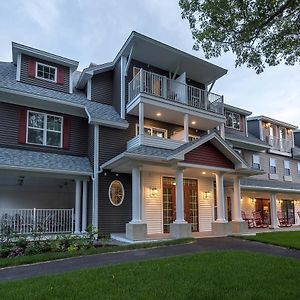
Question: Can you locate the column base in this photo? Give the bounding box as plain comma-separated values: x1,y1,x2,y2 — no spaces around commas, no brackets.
211,222,231,236
231,221,248,234
170,223,192,239
126,223,147,241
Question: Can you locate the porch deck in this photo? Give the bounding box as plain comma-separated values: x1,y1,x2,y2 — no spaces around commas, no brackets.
111,225,300,244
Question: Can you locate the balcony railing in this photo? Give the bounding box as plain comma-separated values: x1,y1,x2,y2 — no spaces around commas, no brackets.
0,208,74,234
266,136,293,153
128,69,224,115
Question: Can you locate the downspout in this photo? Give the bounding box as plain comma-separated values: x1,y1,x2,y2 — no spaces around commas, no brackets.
93,124,99,232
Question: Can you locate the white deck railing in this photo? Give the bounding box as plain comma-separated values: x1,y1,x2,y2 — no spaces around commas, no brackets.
266,136,292,153
128,69,224,115
0,208,74,234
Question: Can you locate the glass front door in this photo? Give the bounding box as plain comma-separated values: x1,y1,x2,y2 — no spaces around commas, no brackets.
281,200,295,224
255,199,271,225
163,177,199,233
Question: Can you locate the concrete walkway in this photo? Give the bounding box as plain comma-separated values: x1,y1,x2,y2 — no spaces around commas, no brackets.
1,237,300,282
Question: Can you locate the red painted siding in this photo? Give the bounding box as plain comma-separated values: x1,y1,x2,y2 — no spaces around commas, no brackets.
18,108,27,144
184,142,234,169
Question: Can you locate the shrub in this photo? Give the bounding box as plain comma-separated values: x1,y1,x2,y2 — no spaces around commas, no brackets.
67,244,78,252
15,237,28,250
25,244,44,256
8,247,24,258
0,246,13,258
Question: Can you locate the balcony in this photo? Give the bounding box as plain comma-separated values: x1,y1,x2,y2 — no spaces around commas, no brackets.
128,69,224,116
266,135,293,153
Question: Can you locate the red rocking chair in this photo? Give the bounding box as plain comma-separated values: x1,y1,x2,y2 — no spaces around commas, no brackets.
277,211,292,227
252,211,269,228
241,211,254,228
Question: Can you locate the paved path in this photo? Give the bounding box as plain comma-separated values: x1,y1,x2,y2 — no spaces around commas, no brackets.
1,237,300,282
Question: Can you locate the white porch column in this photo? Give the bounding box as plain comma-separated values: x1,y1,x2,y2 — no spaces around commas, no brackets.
75,180,82,234
183,114,189,143
232,176,243,222
130,166,142,223
139,102,144,136
270,192,278,229
81,180,88,233
174,168,187,224
220,123,225,139
215,173,226,223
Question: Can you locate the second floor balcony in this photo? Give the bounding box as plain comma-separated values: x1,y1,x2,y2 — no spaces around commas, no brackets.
128,69,224,116
266,135,293,153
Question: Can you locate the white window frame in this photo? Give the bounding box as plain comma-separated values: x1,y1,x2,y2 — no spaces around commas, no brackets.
284,160,291,176
135,124,167,138
225,111,240,130
26,110,63,148
270,158,277,174
297,163,300,177
252,154,260,170
35,62,57,83
188,134,200,141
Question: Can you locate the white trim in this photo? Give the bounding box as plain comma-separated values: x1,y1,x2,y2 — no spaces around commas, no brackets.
93,124,99,231
87,79,92,100
16,53,21,81
135,123,168,139
109,180,125,206
241,185,300,194
120,56,126,119
225,110,240,130
69,70,73,94
35,62,57,83
26,110,63,148
177,162,235,173
225,136,271,150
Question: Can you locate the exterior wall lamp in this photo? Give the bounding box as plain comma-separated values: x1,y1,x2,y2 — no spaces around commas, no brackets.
204,191,210,199
150,187,159,197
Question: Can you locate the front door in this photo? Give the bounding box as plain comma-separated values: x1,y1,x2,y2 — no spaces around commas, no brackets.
281,200,295,224
255,199,271,225
163,177,199,233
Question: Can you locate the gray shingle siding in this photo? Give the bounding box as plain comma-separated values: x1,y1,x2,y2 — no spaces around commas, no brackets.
20,54,70,94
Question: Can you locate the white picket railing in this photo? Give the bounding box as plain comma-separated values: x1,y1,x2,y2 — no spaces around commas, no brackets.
0,208,74,234
266,136,292,153
128,69,224,115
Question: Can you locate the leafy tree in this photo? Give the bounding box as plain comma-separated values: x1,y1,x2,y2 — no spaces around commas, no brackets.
179,0,300,73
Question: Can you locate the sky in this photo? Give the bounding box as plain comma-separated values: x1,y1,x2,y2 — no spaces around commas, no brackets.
0,0,299,126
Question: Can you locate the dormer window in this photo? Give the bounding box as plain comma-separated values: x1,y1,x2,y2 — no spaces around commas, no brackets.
225,111,240,130
36,62,57,82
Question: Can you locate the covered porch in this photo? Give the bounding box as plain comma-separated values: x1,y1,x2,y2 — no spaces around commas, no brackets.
0,147,92,235
102,132,255,241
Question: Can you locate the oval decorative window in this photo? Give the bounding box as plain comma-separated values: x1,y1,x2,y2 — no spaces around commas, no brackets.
109,180,125,206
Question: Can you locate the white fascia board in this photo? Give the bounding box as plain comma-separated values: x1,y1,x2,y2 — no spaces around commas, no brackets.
0,164,92,177
12,42,79,69
225,136,271,150
241,185,300,194
224,103,252,116
90,118,129,129
177,162,235,173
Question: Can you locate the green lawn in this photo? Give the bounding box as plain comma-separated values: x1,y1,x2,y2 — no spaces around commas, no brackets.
0,251,300,299
242,231,300,249
0,238,193,268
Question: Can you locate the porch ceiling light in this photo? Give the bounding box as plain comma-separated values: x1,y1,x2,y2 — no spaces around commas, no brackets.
240,198,243,202
202,171,206,175
156,112,161,117
265,122,271,128
191,121,196,125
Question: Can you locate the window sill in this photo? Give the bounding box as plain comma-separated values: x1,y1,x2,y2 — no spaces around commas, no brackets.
284,175,293,182
269,173,279,180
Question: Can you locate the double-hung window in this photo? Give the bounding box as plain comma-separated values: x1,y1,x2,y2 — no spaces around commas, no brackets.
270,158,277,174
252,154,260,170
27,111,63,148
225,111,240,130
136,124,167,138
284,160,291,176
36,62,57,82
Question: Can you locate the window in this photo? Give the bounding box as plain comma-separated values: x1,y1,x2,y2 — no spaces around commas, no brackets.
225,111,240,130
284,160,291,176
27,111,63,147
270,158,277,174
109,180,125,206
298,163,300,176
136,124,167,138
252,154,260,170
36,62,57,82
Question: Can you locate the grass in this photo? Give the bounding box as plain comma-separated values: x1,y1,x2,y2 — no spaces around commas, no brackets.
241,231,300,250
0,238,193,268
1,251,300,299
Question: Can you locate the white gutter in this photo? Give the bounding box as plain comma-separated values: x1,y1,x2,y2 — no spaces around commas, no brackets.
241,185,300,194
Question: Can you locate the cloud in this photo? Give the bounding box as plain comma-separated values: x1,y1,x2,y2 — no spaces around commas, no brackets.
18,0,60,32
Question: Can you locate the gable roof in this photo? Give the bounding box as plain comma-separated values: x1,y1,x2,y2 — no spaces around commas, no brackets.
247,115,297,130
